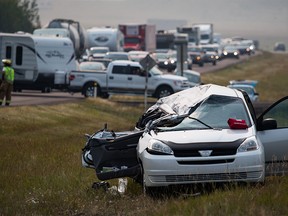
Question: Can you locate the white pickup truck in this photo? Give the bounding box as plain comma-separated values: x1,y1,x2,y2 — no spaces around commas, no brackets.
68,60,190,98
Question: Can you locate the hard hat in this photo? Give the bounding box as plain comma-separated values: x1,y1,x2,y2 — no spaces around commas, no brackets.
2,59,12,65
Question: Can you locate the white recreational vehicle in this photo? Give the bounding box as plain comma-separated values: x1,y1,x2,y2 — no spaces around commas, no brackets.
0,33,77,92
86,27,124,51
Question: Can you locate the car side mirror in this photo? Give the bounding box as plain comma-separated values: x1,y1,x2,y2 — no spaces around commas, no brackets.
260,118,277,130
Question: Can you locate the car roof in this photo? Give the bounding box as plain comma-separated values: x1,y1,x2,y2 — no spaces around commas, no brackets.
228,84,255,89
109,60,140,66
147,84,244,116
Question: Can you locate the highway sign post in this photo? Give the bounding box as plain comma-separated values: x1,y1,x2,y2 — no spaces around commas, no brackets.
139,54,157,111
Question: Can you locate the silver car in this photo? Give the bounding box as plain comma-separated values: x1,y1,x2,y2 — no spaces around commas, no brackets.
82,84,288,194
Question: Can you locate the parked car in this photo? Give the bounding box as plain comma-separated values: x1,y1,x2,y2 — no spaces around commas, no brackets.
222,46,240,59
229,79,258,87
227,84,259,102
90,58,112,68
77,61,107,71
169,51,193,70
235,42,252,55
201,50,217,65
154,52,177,72
128,51,149,62
174,69,201,87
104,51,131,61
80,47,110,61
188,46,205,67
274,42,286,52
89,47,110,60
81,84,288,194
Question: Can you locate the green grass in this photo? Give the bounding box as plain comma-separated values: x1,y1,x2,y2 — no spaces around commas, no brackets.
0,52,288,215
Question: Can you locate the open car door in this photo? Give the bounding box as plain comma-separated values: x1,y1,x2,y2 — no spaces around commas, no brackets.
256,96,288,176
82,125,143,181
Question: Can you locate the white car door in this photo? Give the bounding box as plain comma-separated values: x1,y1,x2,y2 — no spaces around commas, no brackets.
256,96,288,176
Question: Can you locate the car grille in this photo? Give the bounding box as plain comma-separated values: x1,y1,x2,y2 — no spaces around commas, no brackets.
165,138,245,157
149,171,263,183
177,159,235,165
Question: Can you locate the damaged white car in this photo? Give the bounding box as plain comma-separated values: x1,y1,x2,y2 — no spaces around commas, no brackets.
82,84,288,192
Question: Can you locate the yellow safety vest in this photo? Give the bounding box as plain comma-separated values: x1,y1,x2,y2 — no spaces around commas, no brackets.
3,66,14,84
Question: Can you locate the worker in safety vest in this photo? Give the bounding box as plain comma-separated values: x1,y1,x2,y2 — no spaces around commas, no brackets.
0,59,15,106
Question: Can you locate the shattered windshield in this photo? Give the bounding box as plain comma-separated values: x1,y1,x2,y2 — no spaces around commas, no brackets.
155,95,251,131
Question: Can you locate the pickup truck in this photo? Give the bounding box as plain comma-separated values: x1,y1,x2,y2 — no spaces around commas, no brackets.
68,60,190,98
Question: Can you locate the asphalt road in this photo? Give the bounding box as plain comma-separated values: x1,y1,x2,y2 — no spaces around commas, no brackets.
8,51,261,107
10,90,84,106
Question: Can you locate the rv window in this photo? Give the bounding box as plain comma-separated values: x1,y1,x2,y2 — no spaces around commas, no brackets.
16,46,23,65
6,46,12,59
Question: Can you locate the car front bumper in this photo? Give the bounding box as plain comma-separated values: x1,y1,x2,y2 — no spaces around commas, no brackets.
141,150,265,187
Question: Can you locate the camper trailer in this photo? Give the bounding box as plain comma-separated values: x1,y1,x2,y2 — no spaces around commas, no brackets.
87,27,124,51
0,33,77,92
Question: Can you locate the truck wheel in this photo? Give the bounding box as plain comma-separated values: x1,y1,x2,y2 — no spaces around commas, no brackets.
155,86,174,99
42,87,51,93
83,82,98,98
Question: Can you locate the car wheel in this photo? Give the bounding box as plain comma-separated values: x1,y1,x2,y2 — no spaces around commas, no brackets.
155,86,174,99
83,82,98,97
213,61,217,66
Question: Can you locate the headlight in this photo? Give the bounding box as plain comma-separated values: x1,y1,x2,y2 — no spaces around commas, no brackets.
223,51,228,55
164,61,168,65
237,137,259,153
170,60,175,64
173,80,183,86
147,139,174,155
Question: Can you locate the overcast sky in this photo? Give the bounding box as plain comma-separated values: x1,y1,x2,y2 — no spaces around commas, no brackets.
38,0,288,49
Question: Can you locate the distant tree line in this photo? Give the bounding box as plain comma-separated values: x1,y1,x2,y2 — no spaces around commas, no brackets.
0,0,41,33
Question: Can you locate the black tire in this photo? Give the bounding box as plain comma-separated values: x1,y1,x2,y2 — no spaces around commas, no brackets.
42,87,51,93
155,85,174,99
213,61,216,66
83,82,99,98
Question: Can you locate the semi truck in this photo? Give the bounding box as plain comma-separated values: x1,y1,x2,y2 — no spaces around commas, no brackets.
192,23,214,45
177,26,201,46
40,18,89,59
155,30,176,51
118,24,156,52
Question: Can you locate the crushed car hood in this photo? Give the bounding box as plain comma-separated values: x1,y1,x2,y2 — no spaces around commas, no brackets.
150,127,254,144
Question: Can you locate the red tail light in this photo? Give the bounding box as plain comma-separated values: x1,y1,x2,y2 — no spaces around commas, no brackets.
228,118,248,129
69,74,75,81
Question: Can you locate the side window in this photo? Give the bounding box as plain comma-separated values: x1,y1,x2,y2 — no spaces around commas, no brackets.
6,46,12,59
262,98,288,128
16,46,23,65
131,66,142,75
112,65,130,75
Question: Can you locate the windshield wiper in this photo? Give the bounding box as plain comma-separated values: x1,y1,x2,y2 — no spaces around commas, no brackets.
188,116,214,129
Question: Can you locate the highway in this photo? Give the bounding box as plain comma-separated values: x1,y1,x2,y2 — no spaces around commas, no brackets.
9,51,260,107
